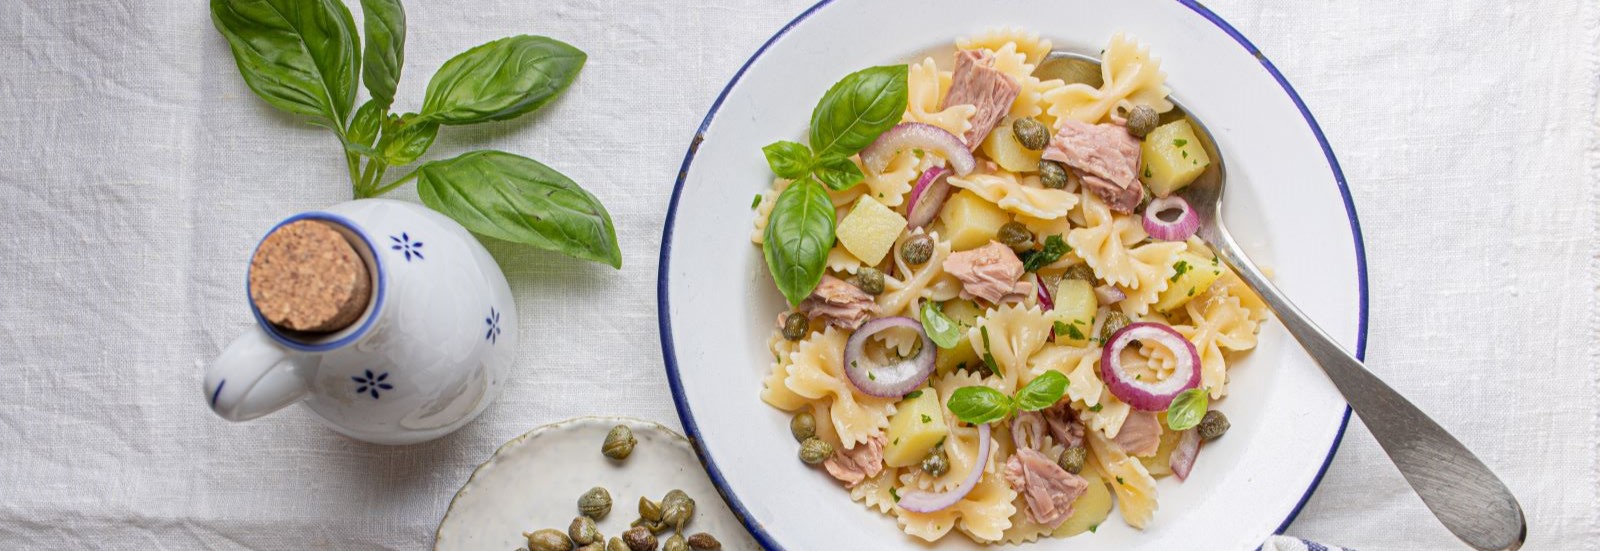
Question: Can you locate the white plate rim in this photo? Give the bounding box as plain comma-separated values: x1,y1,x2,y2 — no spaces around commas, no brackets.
655,1,1368,548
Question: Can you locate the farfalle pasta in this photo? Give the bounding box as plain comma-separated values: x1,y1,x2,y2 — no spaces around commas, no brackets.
751,30,1264,545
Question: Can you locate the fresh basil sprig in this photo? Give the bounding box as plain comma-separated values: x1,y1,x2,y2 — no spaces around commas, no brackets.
760,65,908,192
946,370,1069,425
1165,388,1209,431
764,179,836,306
211,0,618,268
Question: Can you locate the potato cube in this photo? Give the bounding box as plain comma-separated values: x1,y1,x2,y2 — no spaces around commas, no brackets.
980,118,1043,173
1052,471,1114,537
836,195,907,265
1154,252,1224,313
1140,119,1211,197
883,387,950,467
1052,279,1097,347
937,190,1011,251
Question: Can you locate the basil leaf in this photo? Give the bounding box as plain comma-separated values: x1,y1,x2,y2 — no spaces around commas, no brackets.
419,36,585,125
358,0,405,107
979,325,1002,376
380,119,437,165
1015,370,1069,412
811,155,864,191
763,179,836,306
1020,234,1070,272
919,301,962,349
211,0,360,128
416,150,621,268
809,65,909,158
1166,388,1209,431
348,99,385,149
947,386,1013,425
762,141,813,179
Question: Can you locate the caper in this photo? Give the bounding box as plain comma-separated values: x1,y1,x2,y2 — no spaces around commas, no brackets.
607,538,629,551
661,490,695,531
578,486,612,520
1038,160,1070,189
1100,311,1130,343
1126,105,1159,138
1063,263,1095,282
998,222,1033,253
799,437,833,464
576,544,604,551
853,267,885,295
920,446,949,477
1059,445,1087,474
663,534,688,551
780,312,808,341
901,234,934,265
1198,410,1231,441
1012,117,1051,150
524,528,573,551
603,425,636,461
789,411,816,442
686,533,721,550
622,526,658,551
638,496,663,522
569,516,601,545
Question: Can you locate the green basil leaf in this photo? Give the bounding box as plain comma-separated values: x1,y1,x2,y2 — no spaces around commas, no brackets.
1015,370,1069,412
419,36,585,125
947,386,1013,425
1165,388,1209,431
1020,234,1071,272
210,0,360,127
358,0,405,107
348,99,385,148
809,65,909,158
811,155,864,191
919,301,962,349
761,141,813,179
416,150,621,268
763,179,836,306
379,120,437,165
979,325,1003,377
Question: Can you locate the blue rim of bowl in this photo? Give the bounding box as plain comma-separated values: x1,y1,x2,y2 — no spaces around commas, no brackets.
656,1,1366,548
246,211,388,353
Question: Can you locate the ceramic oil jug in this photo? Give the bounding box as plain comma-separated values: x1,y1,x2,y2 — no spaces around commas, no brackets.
204,199,516,445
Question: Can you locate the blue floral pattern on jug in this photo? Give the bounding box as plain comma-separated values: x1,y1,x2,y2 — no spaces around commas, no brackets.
486,308,502,344
352,370,393,399
390,233,423,262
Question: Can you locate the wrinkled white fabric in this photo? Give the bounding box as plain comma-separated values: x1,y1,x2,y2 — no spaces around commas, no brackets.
0,1,1594,550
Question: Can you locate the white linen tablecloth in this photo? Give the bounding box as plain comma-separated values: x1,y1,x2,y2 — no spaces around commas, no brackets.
1,1,1595,549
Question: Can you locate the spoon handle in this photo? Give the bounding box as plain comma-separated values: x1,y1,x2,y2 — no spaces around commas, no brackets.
1203,227,1525,551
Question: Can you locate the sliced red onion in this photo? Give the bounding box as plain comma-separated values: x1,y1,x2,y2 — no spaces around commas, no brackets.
843,317,936,398
1142,195,1199,241
906,167,952,229
861,123,976,177
1100,322,1201,411
1170,428,1201,481
1094,284,1125,305
899,423,990,512
1035,274,1055,311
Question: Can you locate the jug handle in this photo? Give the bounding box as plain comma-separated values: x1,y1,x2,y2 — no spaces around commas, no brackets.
205,327,311,422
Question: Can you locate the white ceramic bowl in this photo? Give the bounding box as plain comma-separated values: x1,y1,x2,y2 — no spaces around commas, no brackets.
658,1,1367,549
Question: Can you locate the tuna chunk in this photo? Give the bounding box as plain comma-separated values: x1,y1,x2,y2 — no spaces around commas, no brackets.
1042,119,1144,213
942,241,1033,304
824,435,885,488
1003,447,1090,528
942,50,1021,149
1114,410,1162,457
1042,402,1085,449
799,274,879,330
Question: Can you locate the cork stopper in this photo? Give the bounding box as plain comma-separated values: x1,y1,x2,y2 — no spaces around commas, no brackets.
249,220,372,333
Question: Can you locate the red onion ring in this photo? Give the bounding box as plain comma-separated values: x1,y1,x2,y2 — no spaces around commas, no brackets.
898,422,991,512
1035,274,1055,310
906,167,952,229
1099,323,1201,411
843,317,936,398
1170,428,1201,481
1093,284,1125,305
1142,195,1199,241
861,123,976,176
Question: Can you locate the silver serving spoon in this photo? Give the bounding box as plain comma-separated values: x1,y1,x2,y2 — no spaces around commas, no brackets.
1036,52,1526,551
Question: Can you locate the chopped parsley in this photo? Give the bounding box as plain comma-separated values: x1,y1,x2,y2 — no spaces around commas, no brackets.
1143,165,1152,178
1020,235,1070,272
751,194,762,209
1182,150,1188,159
893,437,900,445
868,371,876,381
921,414,933,424
1187,287,1196,297
890,487,901,502
1173,138,1188,147
1053,320,1085,341
979,326,1002,376
1088,403,1103,412
1170,260,1191,282
904,390,923,399
1089,523,1099,533
1116,476,1125,485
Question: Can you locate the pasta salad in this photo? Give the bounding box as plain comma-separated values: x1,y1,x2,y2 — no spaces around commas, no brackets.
753,29,1268,545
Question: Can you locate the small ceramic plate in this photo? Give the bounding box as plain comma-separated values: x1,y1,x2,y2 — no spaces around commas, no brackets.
435,417,758,550
659,0,1367,550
